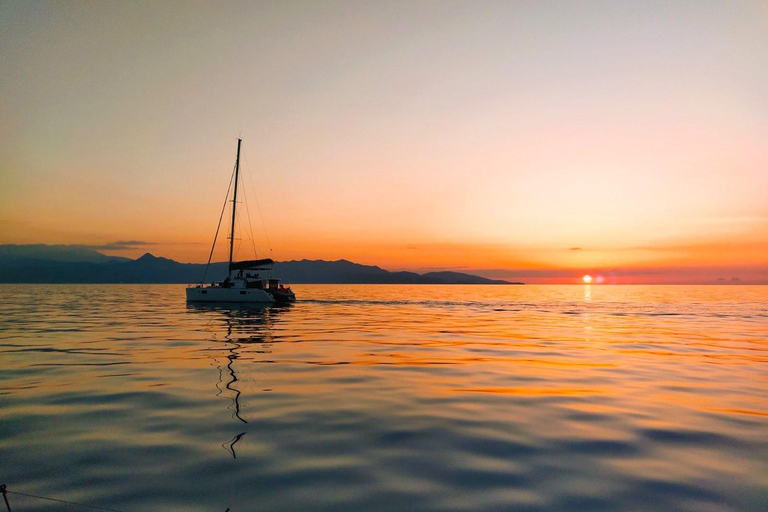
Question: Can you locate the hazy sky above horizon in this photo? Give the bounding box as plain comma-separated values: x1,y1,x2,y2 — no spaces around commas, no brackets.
2,1,766,283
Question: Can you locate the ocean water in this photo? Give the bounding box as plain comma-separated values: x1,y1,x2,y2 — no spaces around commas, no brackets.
0,284,766,512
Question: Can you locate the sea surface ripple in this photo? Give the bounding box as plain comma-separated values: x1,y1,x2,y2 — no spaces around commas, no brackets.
0,284,766,511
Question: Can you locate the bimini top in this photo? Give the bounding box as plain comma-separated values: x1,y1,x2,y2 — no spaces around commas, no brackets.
229,258,274,272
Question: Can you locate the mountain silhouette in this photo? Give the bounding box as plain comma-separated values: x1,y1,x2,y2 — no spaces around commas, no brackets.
0,245,520,284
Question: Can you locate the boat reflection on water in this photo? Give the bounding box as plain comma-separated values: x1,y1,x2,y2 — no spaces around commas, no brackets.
186,302,291,458
223,431,247,459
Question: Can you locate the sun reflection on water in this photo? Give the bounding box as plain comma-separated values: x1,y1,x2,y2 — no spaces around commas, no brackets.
0,284,766,512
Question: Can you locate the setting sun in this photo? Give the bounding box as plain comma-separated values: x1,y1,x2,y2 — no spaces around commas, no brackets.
583,275,593,284
1,1,766,287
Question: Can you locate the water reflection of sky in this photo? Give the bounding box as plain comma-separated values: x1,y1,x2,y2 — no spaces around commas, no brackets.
0,284,766,512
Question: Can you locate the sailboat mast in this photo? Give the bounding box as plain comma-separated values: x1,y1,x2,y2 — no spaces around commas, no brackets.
228,138,242,272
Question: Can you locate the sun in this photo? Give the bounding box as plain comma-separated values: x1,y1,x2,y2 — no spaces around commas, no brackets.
583,274,593,284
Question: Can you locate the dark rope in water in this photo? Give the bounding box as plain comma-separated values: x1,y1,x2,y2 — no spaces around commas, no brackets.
3,486,127,512
3,485,232,512
1,485,10,512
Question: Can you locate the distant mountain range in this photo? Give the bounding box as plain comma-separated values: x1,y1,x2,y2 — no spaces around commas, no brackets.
0,244,520,284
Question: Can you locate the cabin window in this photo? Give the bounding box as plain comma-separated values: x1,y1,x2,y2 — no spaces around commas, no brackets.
201,290,207,294
240,291,246,295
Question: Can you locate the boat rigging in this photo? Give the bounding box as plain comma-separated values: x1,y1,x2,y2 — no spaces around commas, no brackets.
186,139,295,303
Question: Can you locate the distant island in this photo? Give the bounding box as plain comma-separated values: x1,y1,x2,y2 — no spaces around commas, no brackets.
0,244,522,285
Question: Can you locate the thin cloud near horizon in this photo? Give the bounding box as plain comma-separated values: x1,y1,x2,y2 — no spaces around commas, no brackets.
1,2,765,282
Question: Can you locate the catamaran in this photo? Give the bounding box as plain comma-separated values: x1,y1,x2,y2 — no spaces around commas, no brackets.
186,139,296,304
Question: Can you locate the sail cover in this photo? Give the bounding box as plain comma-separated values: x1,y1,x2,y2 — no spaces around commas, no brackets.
229,259,274,272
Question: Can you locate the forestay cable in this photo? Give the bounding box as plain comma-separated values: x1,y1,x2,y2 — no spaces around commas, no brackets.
202,162,236,283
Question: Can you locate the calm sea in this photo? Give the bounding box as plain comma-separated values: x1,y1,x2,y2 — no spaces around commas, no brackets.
0,284,766,512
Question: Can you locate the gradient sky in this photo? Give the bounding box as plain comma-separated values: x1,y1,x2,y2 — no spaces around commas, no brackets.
2,1,767,283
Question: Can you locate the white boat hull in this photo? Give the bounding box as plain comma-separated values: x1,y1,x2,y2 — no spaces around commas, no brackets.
186,140,296,304
186,286,275,303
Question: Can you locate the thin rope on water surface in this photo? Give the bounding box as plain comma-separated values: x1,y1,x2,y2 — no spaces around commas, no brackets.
1,484,232,512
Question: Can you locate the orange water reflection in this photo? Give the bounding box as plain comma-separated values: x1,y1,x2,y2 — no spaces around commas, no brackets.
1,284,766,511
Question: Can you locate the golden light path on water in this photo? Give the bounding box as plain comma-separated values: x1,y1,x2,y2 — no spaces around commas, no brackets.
0,284,766,512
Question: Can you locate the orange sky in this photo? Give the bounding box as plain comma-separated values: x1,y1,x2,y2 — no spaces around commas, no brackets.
1,2,767,283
